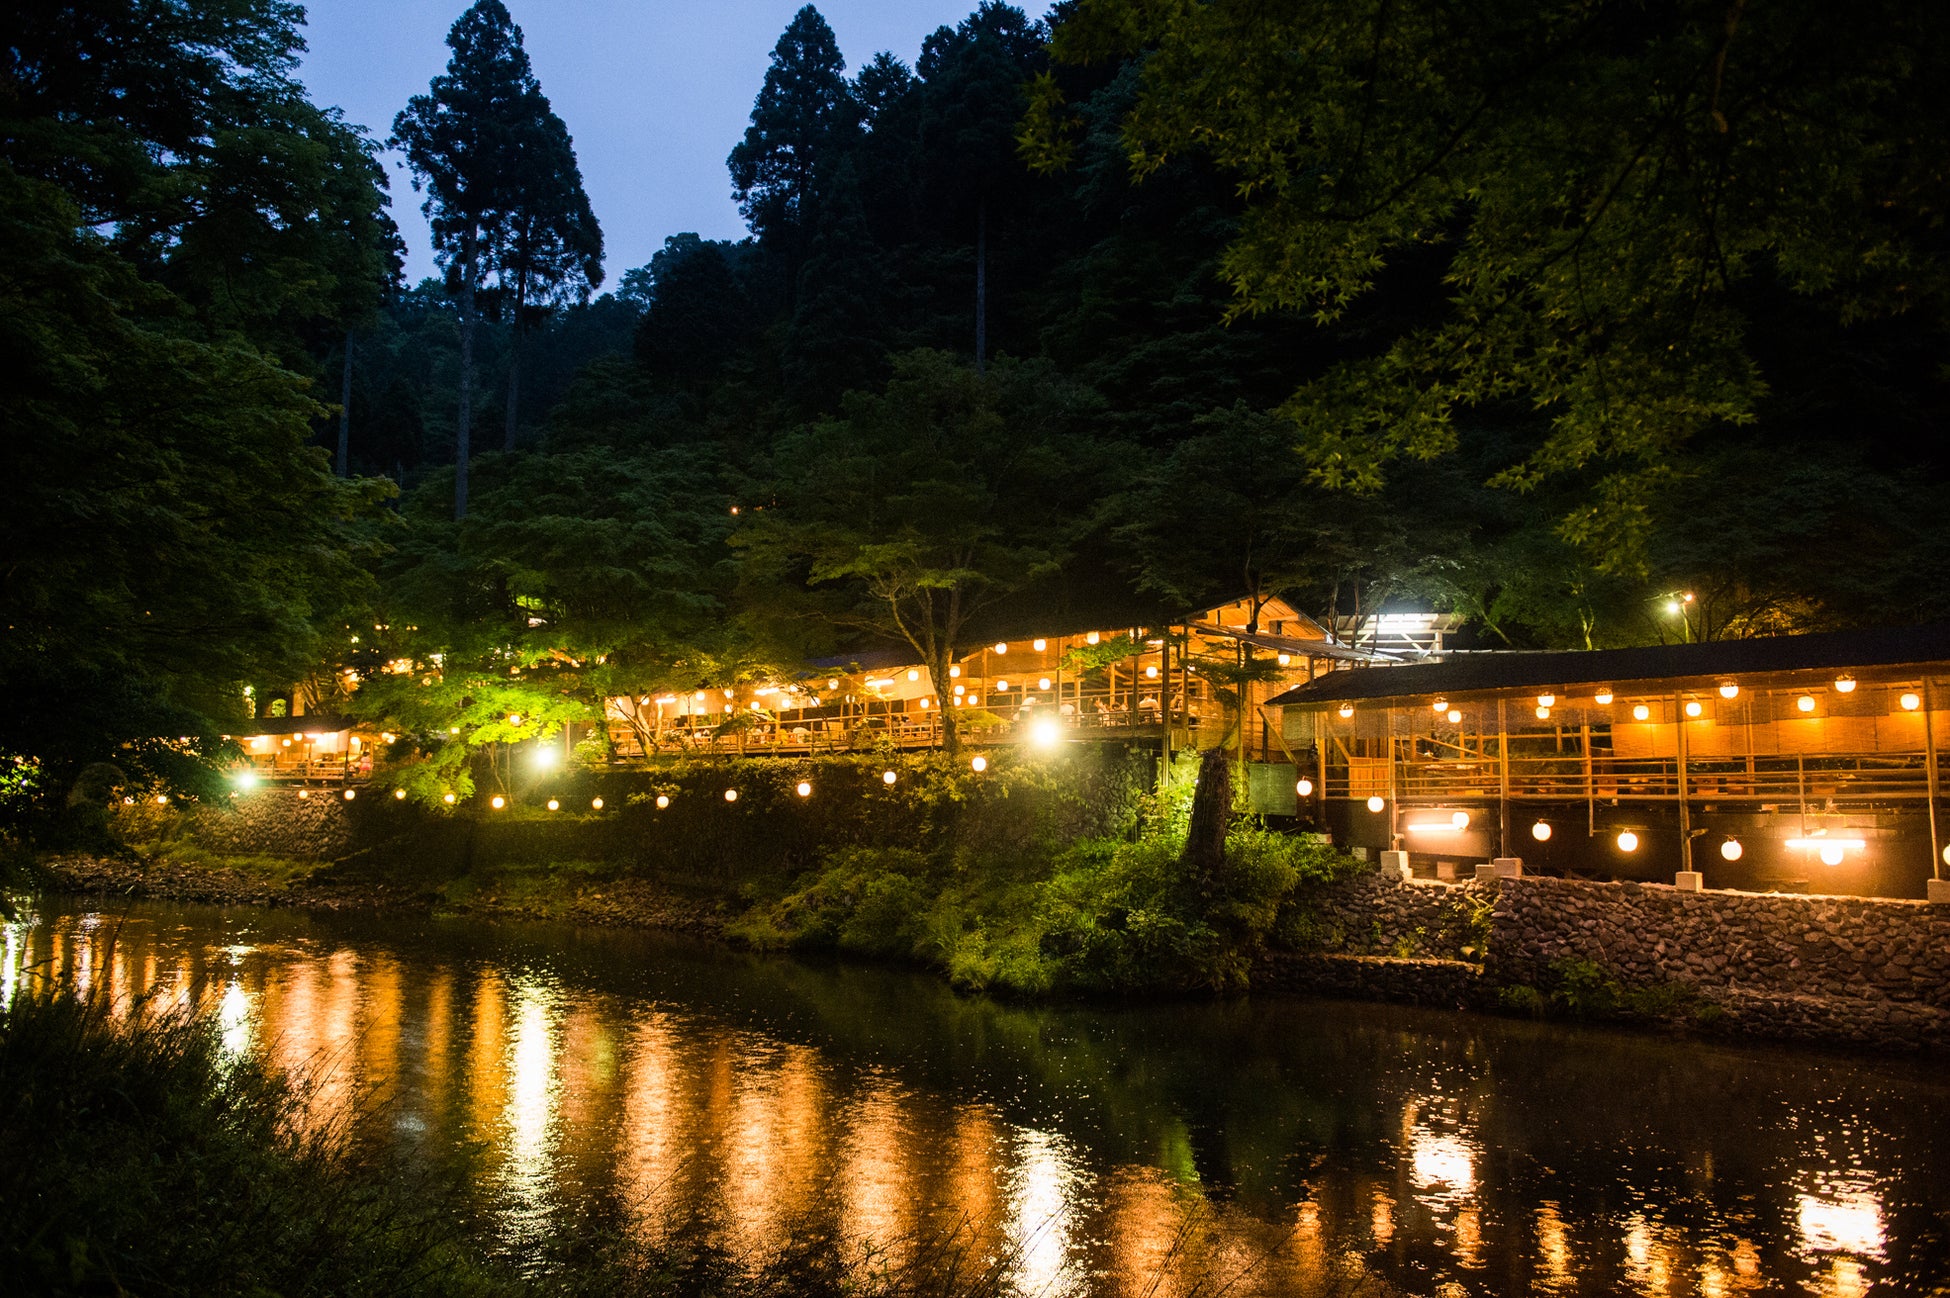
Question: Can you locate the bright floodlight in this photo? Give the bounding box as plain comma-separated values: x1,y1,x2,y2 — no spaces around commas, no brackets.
1721,838,1743,862
1366,795,1386,813
533,746,558,769
233,770,258,788
1030,717,1062,749
1295,778,1313,797
1532,821,1552,842
1615,830,1639,852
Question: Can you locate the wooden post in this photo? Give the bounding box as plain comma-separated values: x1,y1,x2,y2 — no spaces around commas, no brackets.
1497,697,1511,860
1582,718,1595,838
1927,676,1942,880
1677,691,1693,874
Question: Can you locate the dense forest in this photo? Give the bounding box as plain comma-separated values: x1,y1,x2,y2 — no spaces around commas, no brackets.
5,0,1948,800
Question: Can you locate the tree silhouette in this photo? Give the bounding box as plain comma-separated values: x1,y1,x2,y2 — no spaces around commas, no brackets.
728,5,857,282
395,1,599,512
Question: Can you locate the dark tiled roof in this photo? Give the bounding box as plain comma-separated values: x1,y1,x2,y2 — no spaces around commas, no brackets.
1265,623,1950,707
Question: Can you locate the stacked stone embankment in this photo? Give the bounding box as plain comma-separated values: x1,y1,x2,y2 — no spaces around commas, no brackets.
1487,875,1950,1050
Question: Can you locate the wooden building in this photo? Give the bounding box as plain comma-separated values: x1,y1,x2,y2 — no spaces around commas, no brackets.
1266,625,1950,900
605,596,1386,762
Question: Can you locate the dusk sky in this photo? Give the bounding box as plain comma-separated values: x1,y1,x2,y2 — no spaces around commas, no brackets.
297,0,1003,288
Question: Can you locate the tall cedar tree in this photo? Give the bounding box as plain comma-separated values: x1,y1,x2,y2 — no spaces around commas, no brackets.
728,5,857,285
395,1,600,512
494,86,602,452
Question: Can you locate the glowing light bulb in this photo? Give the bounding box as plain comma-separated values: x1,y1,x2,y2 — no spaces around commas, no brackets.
297,790,309,799
442,793,456,805
394,789,407,800
343,789,356,801
591,797,604,810
971,755,988,772
995,680,1009,691
1277,653,1291,666
655,795,669,809
723,788,738,802
490,795,505,809
1447,710,1462,724
1450,811,1470,830
796,781,812,797
1820,843,1845,866
1366,795,1386,813
1295,778,1313,797
994,642,1008,654
1145,665,1159,678
1616,830,1639,852
1834,676,1857,694
1030,717,1062,748
507,713,522,725
1535,705,1551,720
1721,838,1743,862
949,665,961,678
1719,683,1740,699
907,669,920,681
1798,695,1816,713
1902,692,1922,711
882,769,898,785
1632,704,1651,721
1086,631,1100,645
1432,700,1448,713
1339,704,1355,719
1595,690,1614,705
1537,693,1556,708
1033,639,1047,651
1532,821,1552,842
1038,677,1051,690
1684,700,1702,717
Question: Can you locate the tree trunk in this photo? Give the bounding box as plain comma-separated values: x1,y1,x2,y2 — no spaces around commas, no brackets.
455,238,476,520
336,330,353,477
1180,746,1232,889
503,319,522,452
974,197,987,374
931,651,960,754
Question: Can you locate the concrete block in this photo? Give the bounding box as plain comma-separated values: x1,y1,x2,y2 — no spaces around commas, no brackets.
1674,871,1704,892
1475,863,1500,883
1377,850,1411,880
1435,860,1459,881
1928,878,1950,904
1491,857,1524,879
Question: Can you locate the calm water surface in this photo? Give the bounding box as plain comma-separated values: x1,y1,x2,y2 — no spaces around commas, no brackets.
7,898,1947,1297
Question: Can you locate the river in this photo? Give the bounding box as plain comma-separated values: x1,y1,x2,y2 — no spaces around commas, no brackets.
6,898,1946,1296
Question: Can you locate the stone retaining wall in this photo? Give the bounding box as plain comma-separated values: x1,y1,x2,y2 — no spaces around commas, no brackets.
1486,875,1950,1008
1290,872,1493,960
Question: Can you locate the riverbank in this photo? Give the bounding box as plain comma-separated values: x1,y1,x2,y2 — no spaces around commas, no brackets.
35,851,732,934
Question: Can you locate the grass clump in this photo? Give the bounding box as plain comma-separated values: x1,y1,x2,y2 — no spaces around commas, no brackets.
727,776,1364,997
0,985,516,1297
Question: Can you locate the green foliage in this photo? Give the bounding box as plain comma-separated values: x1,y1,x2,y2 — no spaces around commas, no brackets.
1036,0,1950,580
731,773,1362,997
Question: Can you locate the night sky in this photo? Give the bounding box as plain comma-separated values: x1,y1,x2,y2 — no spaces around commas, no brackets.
297,0,1000,287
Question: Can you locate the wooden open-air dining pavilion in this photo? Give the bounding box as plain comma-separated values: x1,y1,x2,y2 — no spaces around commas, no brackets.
1267,624,1950,900
602,596,1387,765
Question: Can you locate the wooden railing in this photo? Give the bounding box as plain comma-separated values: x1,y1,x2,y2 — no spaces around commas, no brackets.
1326,750,1931,805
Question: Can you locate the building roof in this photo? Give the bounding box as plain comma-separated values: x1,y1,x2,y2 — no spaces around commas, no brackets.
1265,623,1950,707
1188,622,1395,664
226,715,355,736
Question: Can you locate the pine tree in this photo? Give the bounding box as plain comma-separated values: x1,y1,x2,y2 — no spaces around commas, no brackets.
727,5,857,280
394,0,580,516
